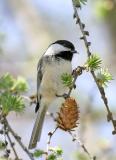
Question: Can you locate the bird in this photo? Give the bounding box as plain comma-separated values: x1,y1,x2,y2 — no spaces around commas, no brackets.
28,40,77,149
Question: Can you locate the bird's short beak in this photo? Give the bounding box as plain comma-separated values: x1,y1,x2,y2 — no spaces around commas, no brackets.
71,50,78,54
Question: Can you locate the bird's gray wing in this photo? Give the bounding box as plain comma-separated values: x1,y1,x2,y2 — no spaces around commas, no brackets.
35,57,44,112
28,56,49,149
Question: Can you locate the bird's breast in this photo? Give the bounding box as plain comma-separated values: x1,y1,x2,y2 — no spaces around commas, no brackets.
40,60,72,98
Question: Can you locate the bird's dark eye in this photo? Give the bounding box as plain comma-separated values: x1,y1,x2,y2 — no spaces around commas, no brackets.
63,43,71,50
63,43,66,47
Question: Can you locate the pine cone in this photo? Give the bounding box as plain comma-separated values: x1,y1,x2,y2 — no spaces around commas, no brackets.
56,97,79,131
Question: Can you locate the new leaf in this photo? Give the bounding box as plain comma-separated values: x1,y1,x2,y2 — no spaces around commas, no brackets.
96,68,113,87
85,54,102,71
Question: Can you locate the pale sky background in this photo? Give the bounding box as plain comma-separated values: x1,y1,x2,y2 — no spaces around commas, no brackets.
0,0,116,160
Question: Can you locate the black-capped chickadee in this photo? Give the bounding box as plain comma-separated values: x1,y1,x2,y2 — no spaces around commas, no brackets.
28,40,77,149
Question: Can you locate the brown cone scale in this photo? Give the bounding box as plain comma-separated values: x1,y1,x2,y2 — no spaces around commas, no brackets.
56,97,79,131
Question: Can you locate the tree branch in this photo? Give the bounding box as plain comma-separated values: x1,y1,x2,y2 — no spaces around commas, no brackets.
67,66,85,97
72,0,116,135
68,131,96,160
46,127,58,160
6,132,19,159
56,66,85,99
3,117,34,160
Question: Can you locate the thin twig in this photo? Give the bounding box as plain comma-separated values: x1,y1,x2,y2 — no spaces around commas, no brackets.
46,127,58,160
72,0,116,134
3,124,10,159
68,131,96,160
3,117,34,160
48,112,57,121
3,118,18,159
6,132,19,160
67,66,85,97
56,66,85,99
47,127,58,145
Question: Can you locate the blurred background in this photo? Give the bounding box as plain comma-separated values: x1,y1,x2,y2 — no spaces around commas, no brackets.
0,0,116,159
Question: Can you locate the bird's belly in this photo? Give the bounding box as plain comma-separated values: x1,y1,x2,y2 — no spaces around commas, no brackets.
40,61,72,99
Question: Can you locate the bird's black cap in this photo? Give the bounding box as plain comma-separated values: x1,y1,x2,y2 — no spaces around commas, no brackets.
53,40,75,51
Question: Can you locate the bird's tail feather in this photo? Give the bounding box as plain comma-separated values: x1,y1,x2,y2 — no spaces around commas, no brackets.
28,105,47,149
